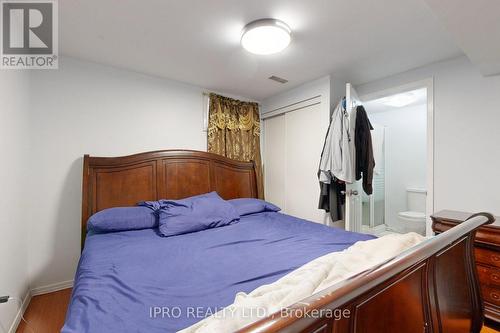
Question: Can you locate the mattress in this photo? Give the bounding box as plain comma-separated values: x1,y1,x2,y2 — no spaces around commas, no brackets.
62,212,375,333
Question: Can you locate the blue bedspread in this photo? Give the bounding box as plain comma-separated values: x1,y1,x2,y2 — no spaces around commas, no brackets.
62,212,374,333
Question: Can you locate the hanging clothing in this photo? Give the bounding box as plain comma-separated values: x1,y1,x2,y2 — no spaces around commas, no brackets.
354,105,375,195
318,175,346,222
318,99,354,222
318,100,354,184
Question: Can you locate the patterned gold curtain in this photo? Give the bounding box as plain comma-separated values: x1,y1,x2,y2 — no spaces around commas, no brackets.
207,93,264,199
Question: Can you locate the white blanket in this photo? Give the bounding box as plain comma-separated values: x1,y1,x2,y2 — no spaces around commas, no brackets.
180,232,425,333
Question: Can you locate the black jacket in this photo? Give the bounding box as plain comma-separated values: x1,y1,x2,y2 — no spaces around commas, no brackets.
355,105,375,195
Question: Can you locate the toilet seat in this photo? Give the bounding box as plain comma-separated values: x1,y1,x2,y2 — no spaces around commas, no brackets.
398,211,425,220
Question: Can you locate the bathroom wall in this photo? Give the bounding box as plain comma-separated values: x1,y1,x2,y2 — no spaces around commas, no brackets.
369,103,427,232
357,56,500,217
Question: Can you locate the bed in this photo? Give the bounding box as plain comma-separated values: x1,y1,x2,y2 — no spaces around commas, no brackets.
66,150,494,333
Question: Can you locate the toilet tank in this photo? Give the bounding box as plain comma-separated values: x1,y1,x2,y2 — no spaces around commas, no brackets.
407,188,426,213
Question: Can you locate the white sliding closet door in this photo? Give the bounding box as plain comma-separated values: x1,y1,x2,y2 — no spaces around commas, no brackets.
284,103,325,222
264,114,286,209
263,103,326,224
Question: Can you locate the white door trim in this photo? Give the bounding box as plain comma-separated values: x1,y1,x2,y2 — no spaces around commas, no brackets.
359,78,435,236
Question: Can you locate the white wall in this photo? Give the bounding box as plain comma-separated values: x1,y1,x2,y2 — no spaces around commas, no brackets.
357,56,500,216
369,104,427,231
0,71,30,331
28,57,210,289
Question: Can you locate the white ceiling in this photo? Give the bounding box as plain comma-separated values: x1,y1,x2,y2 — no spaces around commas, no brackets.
364,88,427,114
424,0,500,77
60,0,463,100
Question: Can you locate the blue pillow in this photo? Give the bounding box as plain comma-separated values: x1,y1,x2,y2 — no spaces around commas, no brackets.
87,206,158,233
139,192,240,237
228,198,281,216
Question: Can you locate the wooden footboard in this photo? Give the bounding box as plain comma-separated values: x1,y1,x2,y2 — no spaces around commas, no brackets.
239,212,495,333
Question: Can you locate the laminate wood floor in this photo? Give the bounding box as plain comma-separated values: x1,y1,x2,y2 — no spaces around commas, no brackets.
16,289,71,333
13,288,500,333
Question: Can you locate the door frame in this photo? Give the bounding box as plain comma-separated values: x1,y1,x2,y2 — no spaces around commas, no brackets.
358,78,434,236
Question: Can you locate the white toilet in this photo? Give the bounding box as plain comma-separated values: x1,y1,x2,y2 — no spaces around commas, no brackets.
397,188,427,235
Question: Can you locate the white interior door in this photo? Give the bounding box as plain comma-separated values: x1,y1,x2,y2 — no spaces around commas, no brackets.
345,83,363,232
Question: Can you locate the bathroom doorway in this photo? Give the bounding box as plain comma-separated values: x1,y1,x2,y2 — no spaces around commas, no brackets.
358,80,434,236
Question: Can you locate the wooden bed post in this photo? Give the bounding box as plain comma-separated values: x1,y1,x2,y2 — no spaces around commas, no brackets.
81,154,90,250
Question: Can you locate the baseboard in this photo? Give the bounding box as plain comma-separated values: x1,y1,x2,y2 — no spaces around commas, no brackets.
30,279,74,296
7,290,31,333
7,280,74,333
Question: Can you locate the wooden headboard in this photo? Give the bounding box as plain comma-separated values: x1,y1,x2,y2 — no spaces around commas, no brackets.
81,150,258,246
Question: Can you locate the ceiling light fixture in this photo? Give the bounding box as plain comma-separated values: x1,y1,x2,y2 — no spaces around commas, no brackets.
379,92,419,108
241,18,291,55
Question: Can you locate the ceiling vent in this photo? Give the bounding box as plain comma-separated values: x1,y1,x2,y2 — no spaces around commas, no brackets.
268,75,288,84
